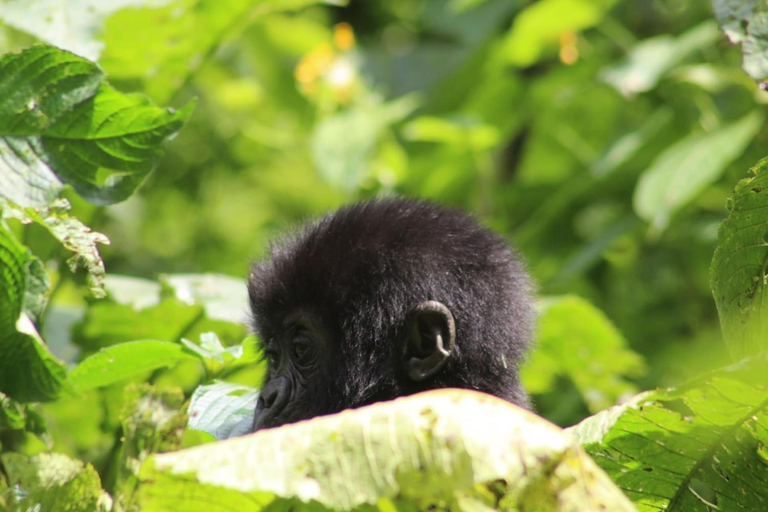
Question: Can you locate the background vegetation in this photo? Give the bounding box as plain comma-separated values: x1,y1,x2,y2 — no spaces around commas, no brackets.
1,0,767,510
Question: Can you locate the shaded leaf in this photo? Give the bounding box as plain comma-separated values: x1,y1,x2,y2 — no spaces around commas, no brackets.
0,45,194,207
0,223,66,403
139,390,635,511
711,158,768,359
569,353,768,512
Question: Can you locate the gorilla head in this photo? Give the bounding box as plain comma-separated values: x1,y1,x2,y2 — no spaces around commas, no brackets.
248,198,534,431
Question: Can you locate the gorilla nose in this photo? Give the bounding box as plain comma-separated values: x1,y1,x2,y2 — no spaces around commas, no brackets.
253,376,291,431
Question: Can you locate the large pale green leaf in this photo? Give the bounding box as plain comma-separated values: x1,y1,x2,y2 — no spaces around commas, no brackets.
0,0,172,61
100,0,344,103
0,223,66,403
713,0,768,83
711,158,768,359
633,111,763,233
139,390,635,511
569,353,768,512
0,45,194,207
161,273,249,325
187,381,259,440
68,340,199,392
1,452,111,512
522,296,645,412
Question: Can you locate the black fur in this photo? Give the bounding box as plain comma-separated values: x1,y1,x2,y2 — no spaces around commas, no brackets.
248,198,534,429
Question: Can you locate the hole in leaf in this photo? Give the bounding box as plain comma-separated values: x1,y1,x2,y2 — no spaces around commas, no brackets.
688,478,717,508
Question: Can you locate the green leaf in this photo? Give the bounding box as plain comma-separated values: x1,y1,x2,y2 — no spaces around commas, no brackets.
633,111,764,233
100,0,344,103
2,198,109,297
497,0,617,67
138,390,635,511
68,340,199,392
600,22,720,97
0,223,66,403
0,45,194,207
711,158,768,359
568,353,768,512
187,382,259,440
522,296,645,412
0,0,172,61
713,0,768,83
160,273,249,324
1,452,111,512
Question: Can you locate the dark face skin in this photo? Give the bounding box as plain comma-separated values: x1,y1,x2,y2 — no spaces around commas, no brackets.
253,313,332,430
249,198,534,432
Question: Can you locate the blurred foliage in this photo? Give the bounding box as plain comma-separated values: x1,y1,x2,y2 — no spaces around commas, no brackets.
1,0,768,509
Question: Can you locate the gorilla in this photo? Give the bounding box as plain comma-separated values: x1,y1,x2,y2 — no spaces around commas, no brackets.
248,198,534,431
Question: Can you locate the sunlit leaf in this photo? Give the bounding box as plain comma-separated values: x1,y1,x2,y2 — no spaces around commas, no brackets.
713,0,768,83
140,390,635,511
633,111,763,233
711,158,768,359
569,354,768,512
2,199,110,297
68,340,199,392
601,22,720,97
523,295,645,412
0,45,194,207
1,452,111,511
0,0,172,61
187,381,259,440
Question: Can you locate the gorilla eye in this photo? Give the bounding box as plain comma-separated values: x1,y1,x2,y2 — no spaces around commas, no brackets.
264,349,279,368
291,336,313,364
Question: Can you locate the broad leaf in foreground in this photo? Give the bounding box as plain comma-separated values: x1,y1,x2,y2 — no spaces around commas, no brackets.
0,224,66,403
711,158,768,359
139,389,635,511
569,353,768,512
0,45,194,207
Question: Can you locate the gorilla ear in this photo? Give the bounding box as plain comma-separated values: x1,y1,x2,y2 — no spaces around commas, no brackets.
404,300,456,381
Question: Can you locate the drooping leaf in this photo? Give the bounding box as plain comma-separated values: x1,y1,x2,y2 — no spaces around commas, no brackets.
68,340,199,392
2,198,110,297
711,158,768,359
1,452,111,512
187,382,259,440
0,45,194,207
713,0,768,83
633,111,763,233
569,353,768,512
139,390,635,511
522,295,645,412
0,223,66,403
